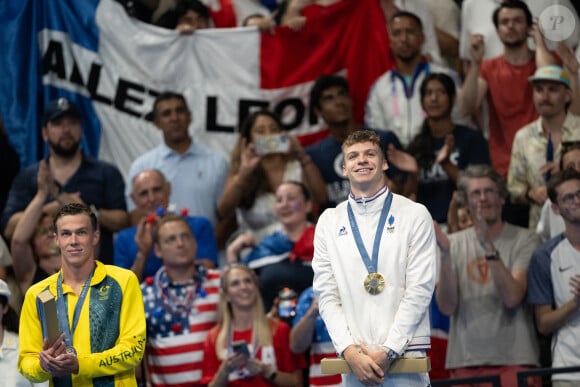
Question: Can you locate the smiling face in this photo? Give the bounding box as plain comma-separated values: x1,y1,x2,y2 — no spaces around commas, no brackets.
553,179,580,224
223,266,259,311
54,214,99,270
274,182,312,228
130,170,171,213
342,141,388,196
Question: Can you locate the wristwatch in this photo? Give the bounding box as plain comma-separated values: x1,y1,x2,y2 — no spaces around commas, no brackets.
382,347,399,361
485,250,500,261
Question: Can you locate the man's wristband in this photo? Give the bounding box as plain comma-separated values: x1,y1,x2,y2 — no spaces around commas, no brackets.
485,250,500,261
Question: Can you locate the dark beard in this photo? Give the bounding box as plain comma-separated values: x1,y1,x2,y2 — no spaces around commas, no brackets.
395,51,420,64
50,140,80,157
500,37,527,49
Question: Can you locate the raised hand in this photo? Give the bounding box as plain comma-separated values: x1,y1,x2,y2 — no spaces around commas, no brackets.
135,217,154,255
435,134,455,165
239,137,261,178
37,160,58,197
469,34,485,64
555,42,580,74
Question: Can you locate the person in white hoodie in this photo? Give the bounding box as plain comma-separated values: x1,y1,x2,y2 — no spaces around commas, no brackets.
313,130,436,386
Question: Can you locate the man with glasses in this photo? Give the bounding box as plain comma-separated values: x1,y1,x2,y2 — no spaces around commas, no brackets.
537,142,580,241
435,164,541,386
527,169,580,387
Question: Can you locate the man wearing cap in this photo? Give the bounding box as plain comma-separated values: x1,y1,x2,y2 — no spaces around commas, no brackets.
508,65,580,230
1,98,128,263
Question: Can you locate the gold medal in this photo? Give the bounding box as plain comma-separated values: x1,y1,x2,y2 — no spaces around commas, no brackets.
364,272,385,295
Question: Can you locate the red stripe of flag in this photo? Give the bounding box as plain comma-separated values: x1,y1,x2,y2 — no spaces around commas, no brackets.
260,0,392,122
148,341,204,356
148,360,204,375
310,374,343,385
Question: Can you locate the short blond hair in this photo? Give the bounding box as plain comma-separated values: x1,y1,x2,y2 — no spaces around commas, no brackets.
341,130,385,163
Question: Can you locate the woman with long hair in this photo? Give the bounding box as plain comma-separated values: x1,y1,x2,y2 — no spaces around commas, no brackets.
406,72,490,224
217,110,326,243
202,264,304,387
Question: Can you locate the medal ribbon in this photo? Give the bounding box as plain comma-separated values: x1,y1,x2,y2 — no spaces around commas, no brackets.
56,266,95,348
347,190,393,274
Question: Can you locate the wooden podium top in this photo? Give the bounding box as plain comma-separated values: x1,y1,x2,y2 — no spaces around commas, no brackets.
321,357,431,374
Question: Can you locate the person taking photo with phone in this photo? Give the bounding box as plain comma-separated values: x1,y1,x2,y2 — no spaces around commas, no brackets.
216,110,327,245
202,264,305,387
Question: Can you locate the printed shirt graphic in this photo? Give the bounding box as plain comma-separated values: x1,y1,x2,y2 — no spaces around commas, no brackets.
445,225,540,368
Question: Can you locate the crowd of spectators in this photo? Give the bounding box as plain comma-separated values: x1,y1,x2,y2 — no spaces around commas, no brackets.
2,0,580,386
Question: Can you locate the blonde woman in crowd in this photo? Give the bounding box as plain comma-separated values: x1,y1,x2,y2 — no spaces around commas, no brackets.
202,264,304,387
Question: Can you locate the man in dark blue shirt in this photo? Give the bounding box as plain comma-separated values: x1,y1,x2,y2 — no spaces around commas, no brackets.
1,98,127,263
305,75,412,208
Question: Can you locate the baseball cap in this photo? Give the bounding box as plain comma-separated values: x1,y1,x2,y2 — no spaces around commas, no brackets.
0,279,11,300
528,65,571,89
43,98,81,126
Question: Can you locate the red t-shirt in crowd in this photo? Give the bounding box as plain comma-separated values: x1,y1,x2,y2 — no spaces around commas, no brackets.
480,56,538,178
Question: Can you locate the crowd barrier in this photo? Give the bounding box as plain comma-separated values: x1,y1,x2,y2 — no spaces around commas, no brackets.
517,365,580,387
430,365,580,387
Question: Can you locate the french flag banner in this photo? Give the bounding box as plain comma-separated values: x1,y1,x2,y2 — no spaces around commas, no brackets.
0,0,392,178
